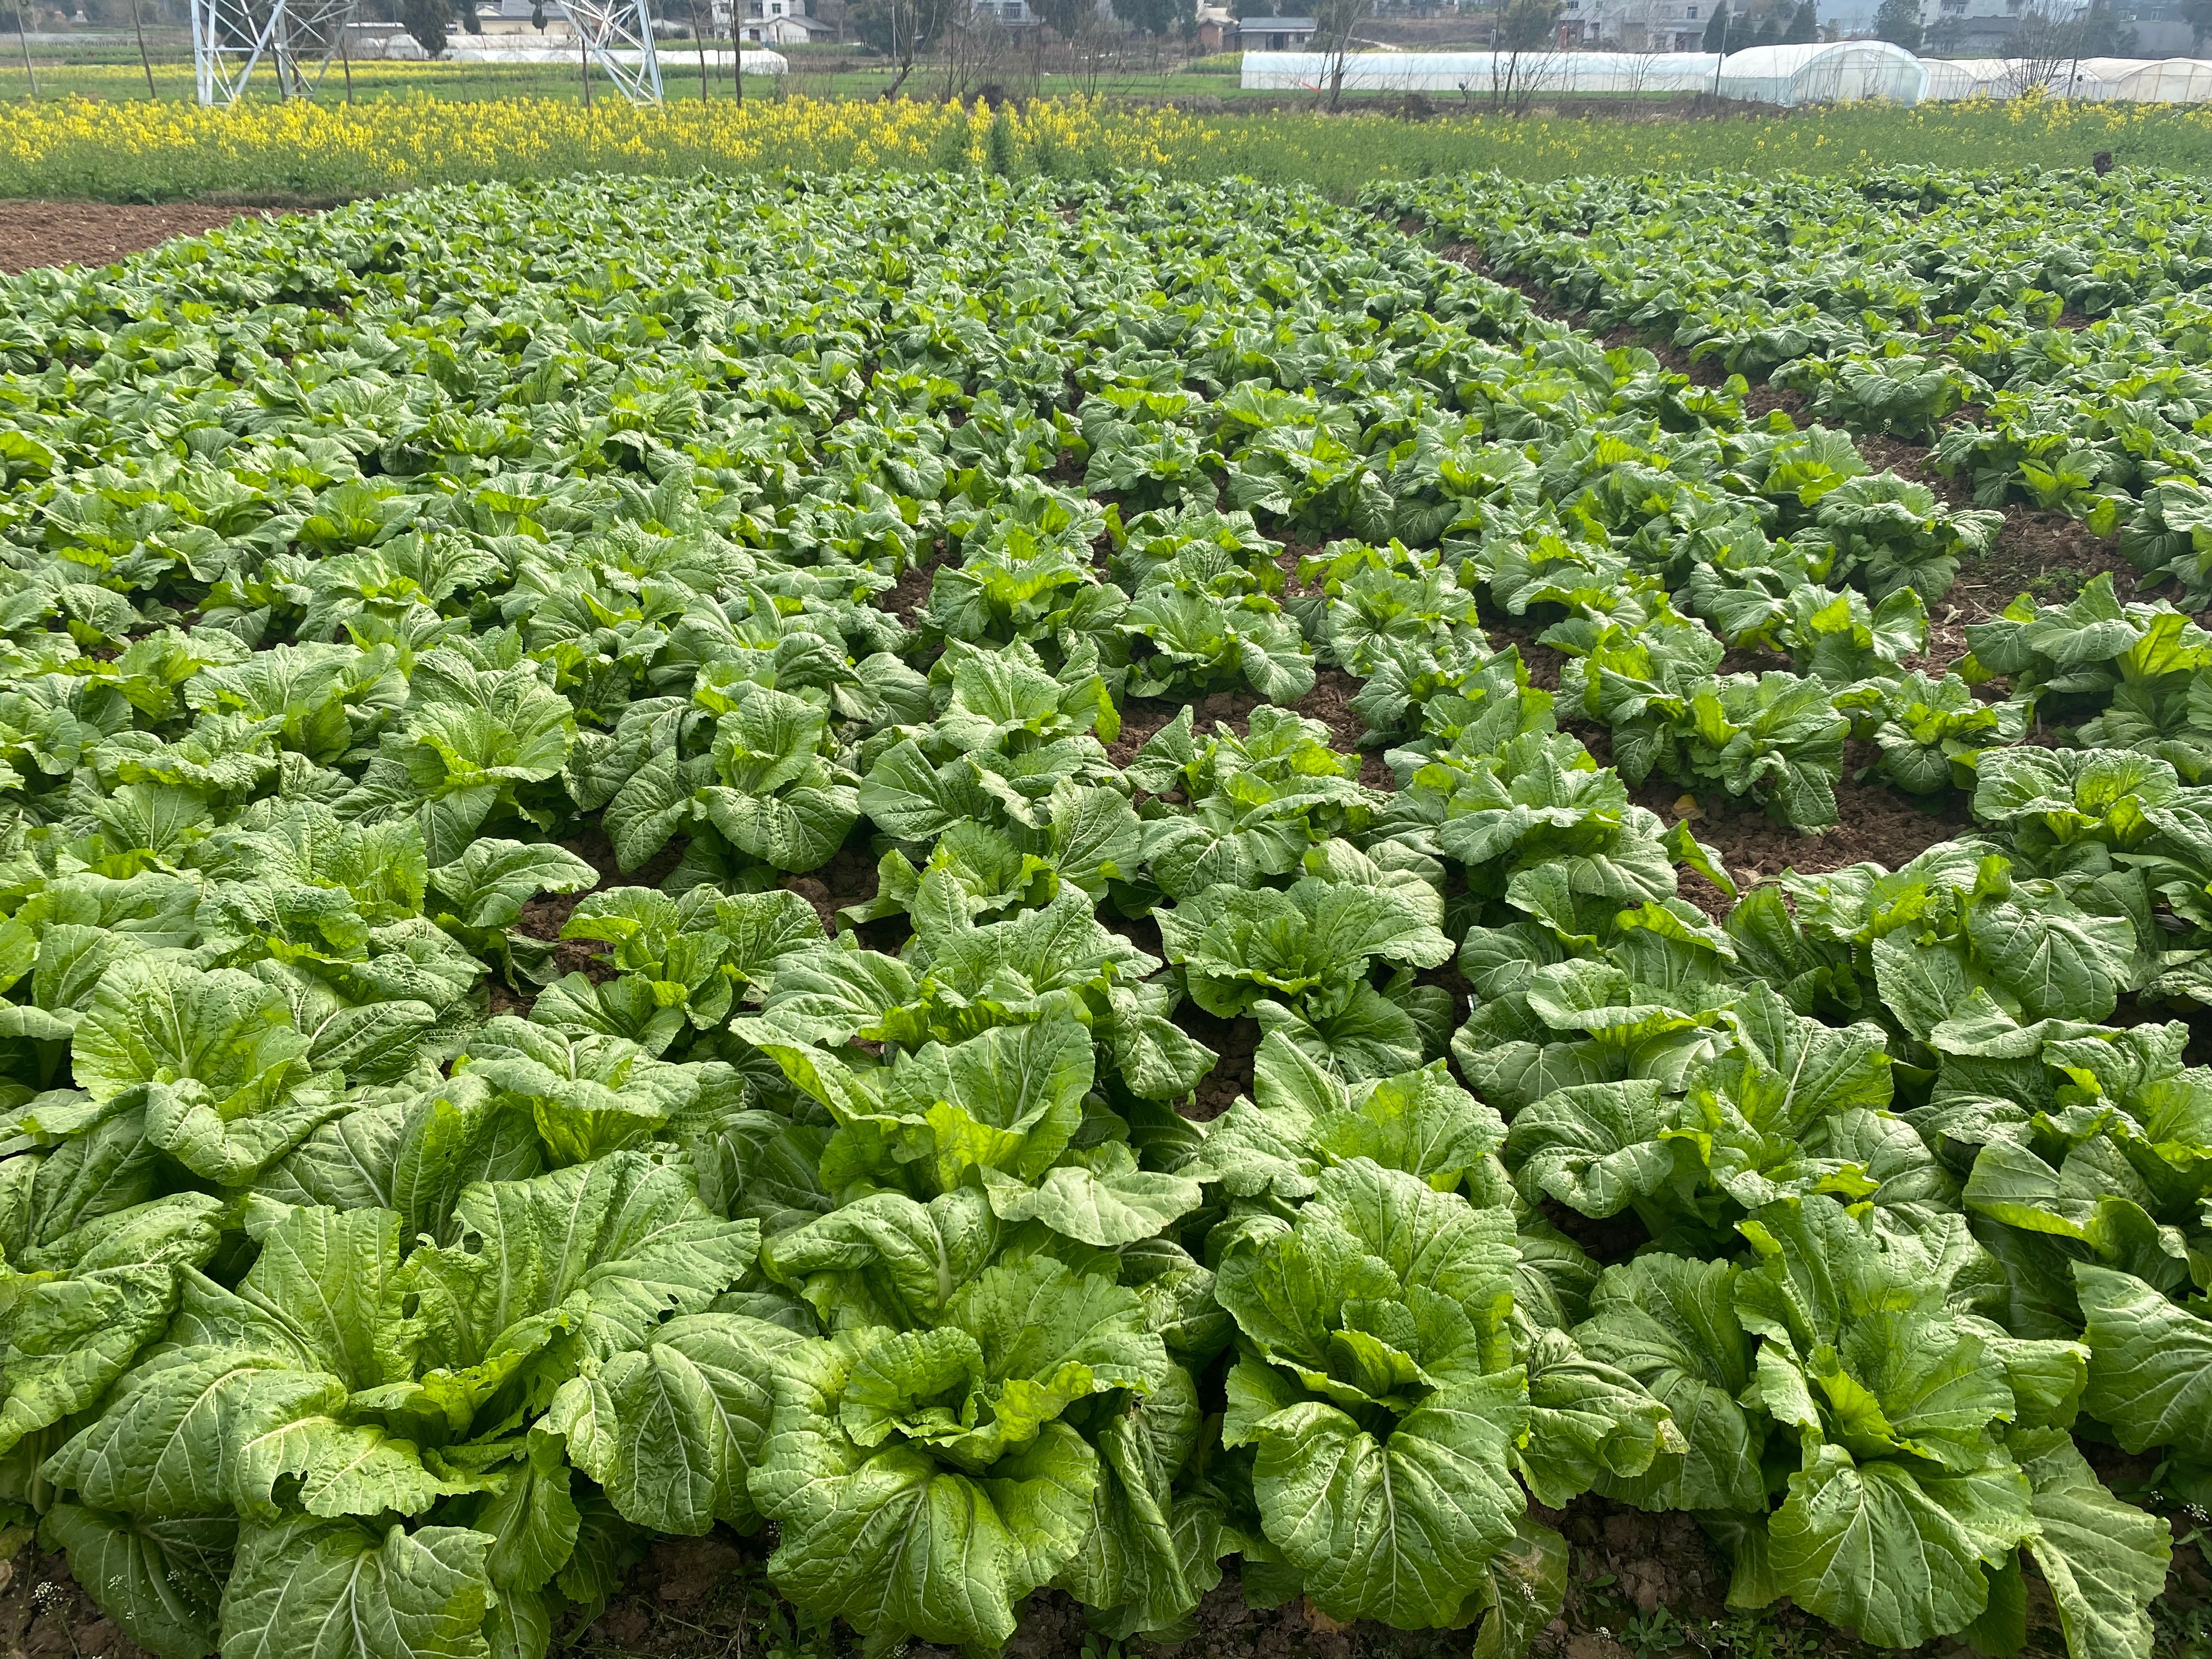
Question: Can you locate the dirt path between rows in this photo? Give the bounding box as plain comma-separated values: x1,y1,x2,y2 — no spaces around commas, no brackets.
0,200,302,274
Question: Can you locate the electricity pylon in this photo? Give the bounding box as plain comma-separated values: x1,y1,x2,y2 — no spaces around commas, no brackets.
189,0,359,105
566,0,664,103
190,0,663,108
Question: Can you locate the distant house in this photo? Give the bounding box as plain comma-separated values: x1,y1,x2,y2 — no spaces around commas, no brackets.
1909,0,2174,52
1240,13,1316,47
1599,0,1707,49
1195,4,1235,48
2114,0,2194,53
738,0,837,38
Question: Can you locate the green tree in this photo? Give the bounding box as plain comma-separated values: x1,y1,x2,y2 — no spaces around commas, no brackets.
2077,1,2136,50
1871,0,1920,47
1701,0,1730,50
1113,0,1196,35
2188,0,2212,48
1783,0,1816,40
1031,0,1090,33
402,0,449,56
1497,0,1562,48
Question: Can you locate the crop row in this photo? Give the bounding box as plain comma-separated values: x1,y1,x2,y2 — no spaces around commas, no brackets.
0,170,2201,1659
1372,167,2212,608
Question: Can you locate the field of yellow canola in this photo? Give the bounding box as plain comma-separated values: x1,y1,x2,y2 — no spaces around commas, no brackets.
0,93,1212,200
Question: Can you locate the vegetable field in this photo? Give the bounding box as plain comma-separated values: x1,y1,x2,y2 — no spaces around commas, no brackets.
0,166,2208,1659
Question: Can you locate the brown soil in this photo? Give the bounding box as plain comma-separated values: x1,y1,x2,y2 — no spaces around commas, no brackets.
1479,614,1568,691
1180,1002,1260,1120
1743,381,1808,421
514,894,616,983
883,551,947,630
1960,510,2152,617
1608,740,1975,895
1110,670,1389,789
1,1544,154,1659
785,842,884,935
1849,433,1970,505
1833,431,2192,672
551,1496,2207,1659
0,200,300,275
1110,695,1206,767
1727,765,1971,882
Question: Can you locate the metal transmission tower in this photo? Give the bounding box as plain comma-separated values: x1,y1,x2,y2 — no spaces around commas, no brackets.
566,0,665,103
189,0,360,105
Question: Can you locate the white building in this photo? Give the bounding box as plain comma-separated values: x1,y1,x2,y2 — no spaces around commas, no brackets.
1916,0,2085,52
1591,0,1714,52
738,0,837,40
1240,14,1321,47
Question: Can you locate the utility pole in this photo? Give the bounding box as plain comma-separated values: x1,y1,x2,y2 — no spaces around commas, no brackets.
128,0,157,95
15,0,37,97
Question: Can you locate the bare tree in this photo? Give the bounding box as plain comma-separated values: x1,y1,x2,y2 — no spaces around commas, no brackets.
941,1,1014,99
2001,4,2076,97
1488,0,1562,111
1310,0,1365,110
1620,40,1663,97
1029,0,1088,93
850,0,957,94
1049,0,1114,93
2001,0,2134,94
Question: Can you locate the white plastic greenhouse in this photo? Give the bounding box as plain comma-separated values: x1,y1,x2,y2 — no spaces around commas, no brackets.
1711,41,1928,105
1912,55,2212,100
1918,57,2006,98
1927,57,2113,97
2078,55,2212,100
1237,50,1720,94
1238,43,2212,104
